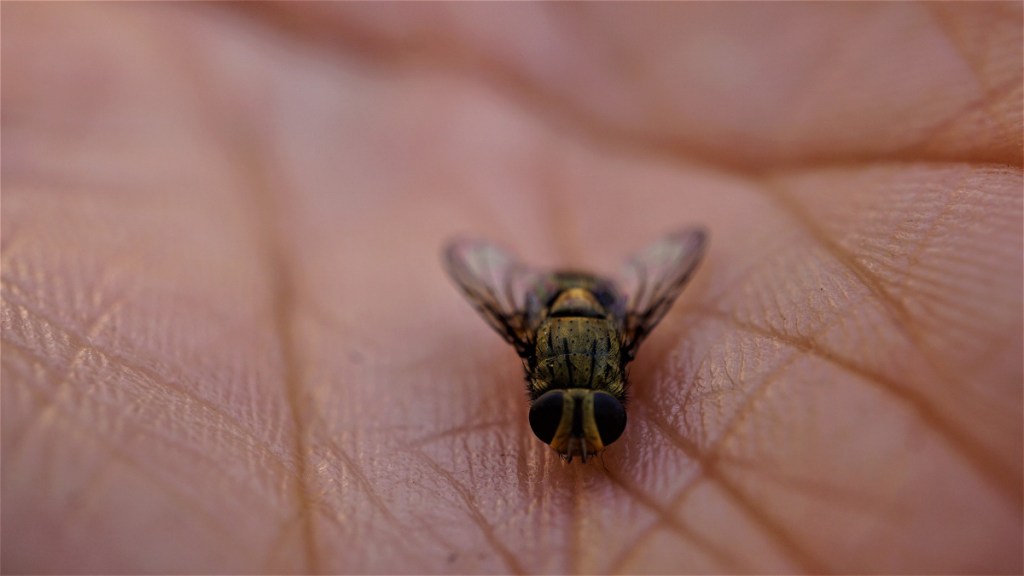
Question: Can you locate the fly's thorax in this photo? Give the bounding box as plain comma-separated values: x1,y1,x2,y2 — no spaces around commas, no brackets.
548,287,606,318
530,297,625,399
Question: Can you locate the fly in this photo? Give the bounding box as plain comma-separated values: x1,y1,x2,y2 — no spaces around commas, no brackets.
443,228,707,462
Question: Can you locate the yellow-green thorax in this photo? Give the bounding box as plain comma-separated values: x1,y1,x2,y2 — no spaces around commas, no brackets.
530,287,625,399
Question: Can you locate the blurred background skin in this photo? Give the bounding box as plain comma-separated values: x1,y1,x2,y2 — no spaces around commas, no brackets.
1,2,1021,574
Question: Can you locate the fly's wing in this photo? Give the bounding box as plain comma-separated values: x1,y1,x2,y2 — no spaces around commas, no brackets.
618,227,708,356
444,238,541,358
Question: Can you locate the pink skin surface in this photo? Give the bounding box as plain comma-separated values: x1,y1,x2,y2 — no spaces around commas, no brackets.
2,4,1021,574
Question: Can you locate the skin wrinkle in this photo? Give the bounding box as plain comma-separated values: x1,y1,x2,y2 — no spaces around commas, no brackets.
600,465,749,572
699,355,820,545
310,441,456,569
9,253,282,361
909,4,1019,161
21,355,283,522
613,346,821,571
319,422,402,529
0,274,35,304
406,446,527,576
238,143,320,573
2,339,61,385
409,418,516,447
695,305,1023,508
157,6,320,551
697,338,790,464
1,296,293,479
865,180,1021,317
4,250,128,461
616,299,874,572
754,175,1022,504
714,454,901,523
757,178,921,338
631,217,807,375
602,474,709,573
568,471,581,575
895,76,1023,160
647,411,827,574
11,372,242,549
178,18,327,566
630,274,798,444
874,253,1001,317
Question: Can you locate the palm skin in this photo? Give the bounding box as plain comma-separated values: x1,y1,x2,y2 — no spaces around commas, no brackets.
2,3,1021,574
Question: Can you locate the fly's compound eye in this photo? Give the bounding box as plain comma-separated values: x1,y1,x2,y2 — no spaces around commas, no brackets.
592,392,627,446
528,391,565,444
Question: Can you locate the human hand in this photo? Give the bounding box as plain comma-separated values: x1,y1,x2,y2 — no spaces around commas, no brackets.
3,3,1020,573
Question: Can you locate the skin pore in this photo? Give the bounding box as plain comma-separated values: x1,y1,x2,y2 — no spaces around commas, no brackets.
2,3,1021,573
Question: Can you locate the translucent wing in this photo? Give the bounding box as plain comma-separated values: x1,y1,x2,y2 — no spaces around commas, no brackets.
443,238,542,357
619,227,708,355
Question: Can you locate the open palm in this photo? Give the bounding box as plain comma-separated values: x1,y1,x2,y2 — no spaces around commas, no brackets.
3,4,1021,574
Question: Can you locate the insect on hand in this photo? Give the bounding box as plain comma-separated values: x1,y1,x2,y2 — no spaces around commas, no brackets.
443,227,708,463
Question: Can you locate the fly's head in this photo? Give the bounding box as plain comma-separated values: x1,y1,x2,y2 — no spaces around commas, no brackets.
528,388,627,463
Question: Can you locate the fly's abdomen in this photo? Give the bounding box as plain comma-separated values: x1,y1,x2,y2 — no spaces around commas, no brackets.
532,316,624,398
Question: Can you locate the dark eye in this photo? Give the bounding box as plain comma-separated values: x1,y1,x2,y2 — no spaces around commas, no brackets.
529,391,565,444
592,392,627,446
